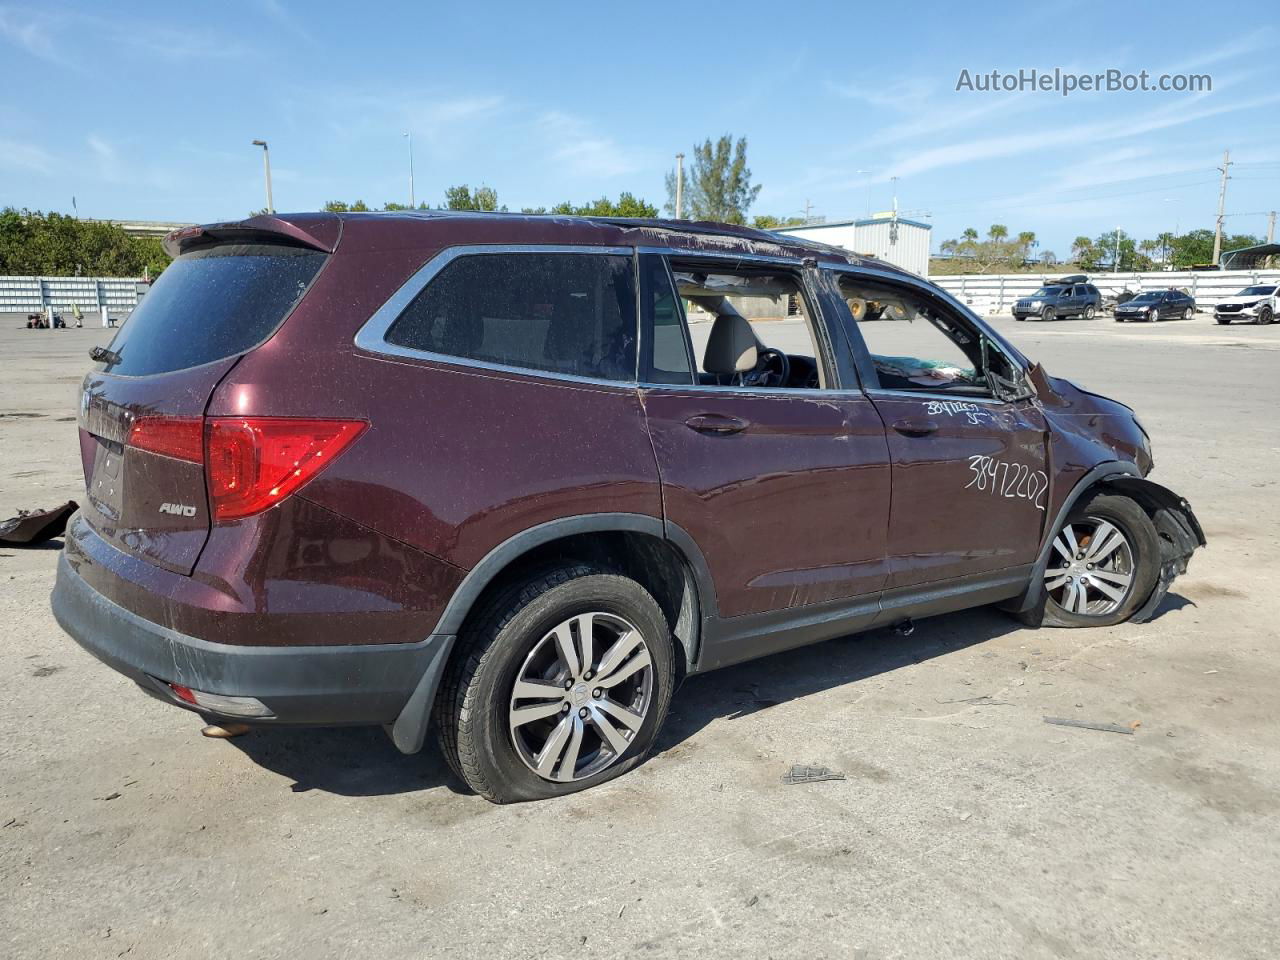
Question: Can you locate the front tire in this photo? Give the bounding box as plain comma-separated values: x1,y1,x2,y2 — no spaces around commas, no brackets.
1147,308,1158,323
1028,494,1160,628
1183,306,1194,320
1041,307,1055,322
1259,306,1274,325
436,565,675,803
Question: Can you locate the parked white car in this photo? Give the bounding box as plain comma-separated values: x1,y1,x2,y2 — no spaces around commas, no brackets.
1214,284,1277,325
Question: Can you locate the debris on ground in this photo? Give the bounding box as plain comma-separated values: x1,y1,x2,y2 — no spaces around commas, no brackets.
936,695,1009,705
1043,716,1138,736
0,500,77,545
782,765,847,785
201,723,252,739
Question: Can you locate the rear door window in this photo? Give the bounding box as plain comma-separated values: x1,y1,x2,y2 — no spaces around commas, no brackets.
97,244,325,376
386,252,637,382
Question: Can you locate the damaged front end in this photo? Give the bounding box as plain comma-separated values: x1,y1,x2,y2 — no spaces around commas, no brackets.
1102,476,1206,623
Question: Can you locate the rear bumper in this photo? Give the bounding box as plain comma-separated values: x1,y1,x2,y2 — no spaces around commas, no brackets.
52,551,453,729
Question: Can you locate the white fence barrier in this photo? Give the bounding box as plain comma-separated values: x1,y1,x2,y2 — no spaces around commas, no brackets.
0,275,146,324
933,269,1280,315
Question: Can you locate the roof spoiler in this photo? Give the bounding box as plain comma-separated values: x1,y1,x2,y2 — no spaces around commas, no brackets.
163,213,341,258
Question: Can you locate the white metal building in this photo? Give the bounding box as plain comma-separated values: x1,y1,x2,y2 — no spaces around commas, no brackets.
776,216,933,277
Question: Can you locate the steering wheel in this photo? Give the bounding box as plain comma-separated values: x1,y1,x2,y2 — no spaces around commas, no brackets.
742,347,790,388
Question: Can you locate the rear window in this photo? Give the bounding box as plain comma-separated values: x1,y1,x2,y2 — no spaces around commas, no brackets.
97,244,325,376
385,252,637,382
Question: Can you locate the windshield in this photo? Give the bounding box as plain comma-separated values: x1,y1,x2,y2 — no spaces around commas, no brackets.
1239,286,1276,296
1031,286,1063,297
1131,293,1160,302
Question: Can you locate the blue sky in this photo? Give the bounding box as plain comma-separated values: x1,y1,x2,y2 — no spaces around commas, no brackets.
2,0,1278,256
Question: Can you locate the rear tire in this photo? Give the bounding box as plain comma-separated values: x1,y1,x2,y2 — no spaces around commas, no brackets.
436,564,675,803
1183,306,1194,320
1083,305,1096,320
1020,494,1160,629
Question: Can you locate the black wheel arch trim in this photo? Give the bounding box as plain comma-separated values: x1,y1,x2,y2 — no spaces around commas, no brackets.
431,513,718,638
388,513,717,755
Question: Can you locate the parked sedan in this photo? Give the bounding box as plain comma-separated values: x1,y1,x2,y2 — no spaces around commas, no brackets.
1114,289,1196,323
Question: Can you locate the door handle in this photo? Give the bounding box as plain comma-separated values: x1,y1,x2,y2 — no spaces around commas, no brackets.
685,414,749,435
891,418,939,437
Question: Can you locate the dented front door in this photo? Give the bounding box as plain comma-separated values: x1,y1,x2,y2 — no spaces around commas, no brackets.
869,391,1048,588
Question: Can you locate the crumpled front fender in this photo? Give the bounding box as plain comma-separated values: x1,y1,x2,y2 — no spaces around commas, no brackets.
1099,477,1205,622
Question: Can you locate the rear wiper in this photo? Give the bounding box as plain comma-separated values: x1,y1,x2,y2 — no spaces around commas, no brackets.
89,346,122,366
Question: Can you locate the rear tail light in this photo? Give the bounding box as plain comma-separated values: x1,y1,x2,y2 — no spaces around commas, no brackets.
128,416,204,462
206,418,366,521
126,415,366,521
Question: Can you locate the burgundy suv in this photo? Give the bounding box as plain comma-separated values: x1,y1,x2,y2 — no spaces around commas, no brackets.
52,212,1204,802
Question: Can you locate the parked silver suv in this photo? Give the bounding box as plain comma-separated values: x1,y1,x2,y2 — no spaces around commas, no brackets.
1214,284,1277,325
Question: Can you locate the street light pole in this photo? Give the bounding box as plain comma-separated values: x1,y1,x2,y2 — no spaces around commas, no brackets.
405,132,415,208
674,153,684,219
251,140,274,214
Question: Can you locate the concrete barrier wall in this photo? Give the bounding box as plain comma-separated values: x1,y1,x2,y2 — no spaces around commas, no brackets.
0,276,145,321
932,269,1280,314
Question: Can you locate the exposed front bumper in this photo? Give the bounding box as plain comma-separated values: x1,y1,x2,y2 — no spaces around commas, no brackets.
52,551,453,729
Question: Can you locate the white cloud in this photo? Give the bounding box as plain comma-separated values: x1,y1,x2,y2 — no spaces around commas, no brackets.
537,111,640,179
0,137,57,174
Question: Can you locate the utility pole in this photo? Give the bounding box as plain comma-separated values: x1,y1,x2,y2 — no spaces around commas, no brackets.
405,132,415,208
252,140,274,214
1211,149,1231,266
803,198,812,223
1267,210,1276,244
674,153,684,219
1114,226,1121,273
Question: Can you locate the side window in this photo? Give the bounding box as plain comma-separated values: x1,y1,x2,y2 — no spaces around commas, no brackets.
836,274,1019,398
386,252,637,382
640,255,695,384
670,262,827,390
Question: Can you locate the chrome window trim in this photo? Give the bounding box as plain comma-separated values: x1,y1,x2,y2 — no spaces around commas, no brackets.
865,387,1010,407
352,244,638,388
634,244,806,268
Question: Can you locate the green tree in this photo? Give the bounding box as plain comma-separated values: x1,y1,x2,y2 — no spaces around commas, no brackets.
987,224,1008,242
443,185,504,211
0,208,170,277
321,200,370,212
1070,236,1095,266
521,193,659,217
751,214,806,229
664,135,761,224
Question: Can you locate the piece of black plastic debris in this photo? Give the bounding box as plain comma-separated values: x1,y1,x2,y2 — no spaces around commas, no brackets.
1043,716,1135,735
0,501,78,545
782,765,847,785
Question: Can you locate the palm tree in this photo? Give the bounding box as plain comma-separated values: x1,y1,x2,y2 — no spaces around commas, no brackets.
961,227,979,242
988,224,1009,242
1071,235,1094,263
940,238,958,257
1155,231,1176,264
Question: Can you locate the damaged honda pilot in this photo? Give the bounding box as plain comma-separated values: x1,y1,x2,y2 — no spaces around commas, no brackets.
52,211,1204,803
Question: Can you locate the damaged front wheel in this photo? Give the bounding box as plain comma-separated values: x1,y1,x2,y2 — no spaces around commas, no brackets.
1030,494,1160,628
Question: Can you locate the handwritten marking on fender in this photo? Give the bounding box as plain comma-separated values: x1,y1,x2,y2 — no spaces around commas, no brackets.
924,400,992,425
964,455,1047,510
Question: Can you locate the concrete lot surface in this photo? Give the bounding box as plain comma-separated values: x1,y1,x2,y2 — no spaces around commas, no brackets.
2,314,1278,959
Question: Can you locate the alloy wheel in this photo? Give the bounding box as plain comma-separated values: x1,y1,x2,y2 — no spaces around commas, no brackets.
1043,517,1136,616
508,612,654,783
